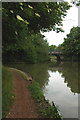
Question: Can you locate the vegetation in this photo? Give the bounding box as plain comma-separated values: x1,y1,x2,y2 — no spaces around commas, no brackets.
10,68,27,81
50,58,57,64
61,62,79,93
28,81,43,101
2,31,49,63
49,44,62,53
28,81,62,119
6,62,50,88
2,2,71,64
40,105,62,119
2,66,15,118
2,2,71,33
71,0,80,6
61,26,80,61
49,45,57,53
2,2,76,118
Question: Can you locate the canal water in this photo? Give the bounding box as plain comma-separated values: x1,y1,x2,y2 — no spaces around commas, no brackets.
7,62,80,118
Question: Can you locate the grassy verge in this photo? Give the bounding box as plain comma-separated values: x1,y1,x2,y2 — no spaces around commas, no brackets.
28,81,62,119
10,68,27,81
2,66,15,118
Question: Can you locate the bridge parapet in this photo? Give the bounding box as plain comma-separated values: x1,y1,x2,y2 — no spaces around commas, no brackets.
48,52,63,55
48,52,63,61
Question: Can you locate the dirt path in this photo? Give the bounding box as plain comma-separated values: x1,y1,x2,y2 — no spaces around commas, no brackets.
6,69,39,118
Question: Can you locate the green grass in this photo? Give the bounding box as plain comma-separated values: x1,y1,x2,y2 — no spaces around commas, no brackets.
28,81,44,101
10,68,27,81
50,56,57,59
15,70,27,80
40,105,62,119
28,81,62,119
2,66,15,118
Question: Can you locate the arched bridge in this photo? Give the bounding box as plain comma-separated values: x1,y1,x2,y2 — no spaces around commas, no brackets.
48,52,63,61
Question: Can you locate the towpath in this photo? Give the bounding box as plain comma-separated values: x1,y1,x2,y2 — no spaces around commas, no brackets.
6,68,39,118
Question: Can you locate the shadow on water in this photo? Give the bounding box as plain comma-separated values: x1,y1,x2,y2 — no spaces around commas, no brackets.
6,62,50,88
61,62,79,94
43,61,79,118
6,61,80,118
7,61,80,94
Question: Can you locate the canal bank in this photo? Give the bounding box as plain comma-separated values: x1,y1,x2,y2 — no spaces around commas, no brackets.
6,61,79,118
3,67,62,119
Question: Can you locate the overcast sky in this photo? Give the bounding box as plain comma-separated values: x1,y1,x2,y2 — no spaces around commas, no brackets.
42,2,78,46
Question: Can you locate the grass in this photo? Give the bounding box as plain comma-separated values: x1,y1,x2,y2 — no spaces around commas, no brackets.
10,68,27,81
2,66,15,118
2,66,62,119
28,81,44,101
15,70,27,80
40,105,62,119
28,81,62,119
50,56,57,59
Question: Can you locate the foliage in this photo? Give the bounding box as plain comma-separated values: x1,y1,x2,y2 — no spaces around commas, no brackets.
61,62,79,93
3,31,49,63
2,2,71,33
41,105,62,119
50,58,57,64
28,81,62,119
28,81,44,101
2,2,71,63
49,45,57,52
6,62,50,88
2,66,15,118
61,27,80,56
49,44,63,53
10,68,28,81
71,0,80,6
56,44,62,52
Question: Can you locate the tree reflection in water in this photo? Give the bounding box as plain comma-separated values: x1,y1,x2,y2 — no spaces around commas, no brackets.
48,61,79,94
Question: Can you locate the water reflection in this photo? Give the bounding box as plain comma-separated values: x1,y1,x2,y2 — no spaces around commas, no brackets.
7,63,50,88
61,62,79,94
48,62,79,94
43,70,78,118
7,61,79,118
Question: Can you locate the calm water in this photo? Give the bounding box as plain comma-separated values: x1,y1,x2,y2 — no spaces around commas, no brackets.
7,62,80,118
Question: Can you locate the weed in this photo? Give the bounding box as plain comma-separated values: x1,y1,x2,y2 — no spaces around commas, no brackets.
28,81,62,119
28,81,43,101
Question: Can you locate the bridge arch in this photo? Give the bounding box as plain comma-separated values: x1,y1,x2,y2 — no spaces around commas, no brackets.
48,52,63,61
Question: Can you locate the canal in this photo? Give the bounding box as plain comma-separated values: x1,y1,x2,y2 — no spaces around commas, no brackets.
7,61,80,118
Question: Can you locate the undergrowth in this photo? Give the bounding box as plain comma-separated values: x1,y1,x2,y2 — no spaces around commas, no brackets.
28,81,43,101
28,81,62,119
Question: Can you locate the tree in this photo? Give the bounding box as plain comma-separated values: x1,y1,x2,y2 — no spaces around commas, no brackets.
61,27,80,55
49,45,57,52
2,2,71,63
2,2,71,33
71,0,80,6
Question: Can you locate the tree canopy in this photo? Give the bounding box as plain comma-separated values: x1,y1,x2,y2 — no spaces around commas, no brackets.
2,2,71,63
2,2,71,33
71,0,80,6
49,45,57,52
61,26,80,55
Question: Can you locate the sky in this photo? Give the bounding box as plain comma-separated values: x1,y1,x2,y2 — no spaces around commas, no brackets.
42,2,78,46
